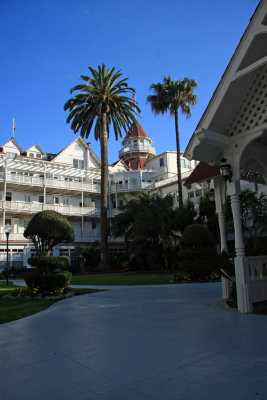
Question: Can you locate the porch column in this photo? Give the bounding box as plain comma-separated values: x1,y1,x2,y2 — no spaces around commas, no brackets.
214,177,228,253
214,177,229,299
229,181,253,313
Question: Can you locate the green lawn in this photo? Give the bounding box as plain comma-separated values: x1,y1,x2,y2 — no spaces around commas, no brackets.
71,272,174,286
0,281,104,324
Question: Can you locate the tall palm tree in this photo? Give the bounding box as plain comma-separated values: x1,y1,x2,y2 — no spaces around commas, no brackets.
147,76,197,206
64,64,140,268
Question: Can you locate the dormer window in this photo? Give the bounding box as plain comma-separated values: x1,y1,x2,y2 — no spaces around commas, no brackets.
160,157,164,167
73,159,84,169
29,152,34,157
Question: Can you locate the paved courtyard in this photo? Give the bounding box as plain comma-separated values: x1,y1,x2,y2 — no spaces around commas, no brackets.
0,282,267,400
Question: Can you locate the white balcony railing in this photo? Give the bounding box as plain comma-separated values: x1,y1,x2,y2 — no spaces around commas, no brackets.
0,233,124,243
119,145,156,157
248,256,267,303
1,173,101,193
0,200,101,217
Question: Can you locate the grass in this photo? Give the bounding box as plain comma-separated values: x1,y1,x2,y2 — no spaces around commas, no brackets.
0,281,104,324
71,271,174,286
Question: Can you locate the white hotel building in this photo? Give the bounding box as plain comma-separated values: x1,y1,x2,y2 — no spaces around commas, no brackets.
0,121,202,268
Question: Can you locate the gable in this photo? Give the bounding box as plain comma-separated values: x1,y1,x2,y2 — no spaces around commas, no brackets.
2,139,21,156
51,138,100,169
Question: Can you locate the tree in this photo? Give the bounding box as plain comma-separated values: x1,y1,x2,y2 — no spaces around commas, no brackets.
226,189,267,254
174,200,197,233
64,64,140,268
197,193,219,242
147,76,197,206
24,210,74,256
112,192,176,269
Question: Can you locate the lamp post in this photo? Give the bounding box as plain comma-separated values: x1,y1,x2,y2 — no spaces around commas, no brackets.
5,224,12,286
219,163,232,182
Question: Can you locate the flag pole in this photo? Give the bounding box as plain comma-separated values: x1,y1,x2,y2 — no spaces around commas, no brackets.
12,116,16,138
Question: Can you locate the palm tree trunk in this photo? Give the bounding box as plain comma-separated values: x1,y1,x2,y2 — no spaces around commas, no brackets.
100,112,110,269
174,109,183,206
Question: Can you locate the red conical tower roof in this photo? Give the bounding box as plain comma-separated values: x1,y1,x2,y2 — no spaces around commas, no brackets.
123,121,151,144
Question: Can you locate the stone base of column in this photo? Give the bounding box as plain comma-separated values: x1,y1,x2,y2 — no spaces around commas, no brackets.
235,256,253,313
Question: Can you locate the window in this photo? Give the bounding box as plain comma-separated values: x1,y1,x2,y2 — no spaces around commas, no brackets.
36,153,41,158
181,159,186,168
92,222,96,229
73,159,84,169
79,160,84,169
38,195,44,203
63,197,69,206
159,158,164,167
24,194,31,203
54,197,59,204
6,152,16,159
6,192,12,201
29,152,34,157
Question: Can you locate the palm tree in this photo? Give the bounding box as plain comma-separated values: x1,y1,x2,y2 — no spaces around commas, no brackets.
112,192,176,269
147,76,197,206
64,64,140,268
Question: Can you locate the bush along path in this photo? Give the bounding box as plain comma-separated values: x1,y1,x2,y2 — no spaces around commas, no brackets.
0,281,104,324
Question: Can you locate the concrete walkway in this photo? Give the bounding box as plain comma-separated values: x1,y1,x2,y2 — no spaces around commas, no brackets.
1,282,267,400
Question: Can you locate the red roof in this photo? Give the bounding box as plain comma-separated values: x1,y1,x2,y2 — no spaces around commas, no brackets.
184,162,220,185
126,121,149,139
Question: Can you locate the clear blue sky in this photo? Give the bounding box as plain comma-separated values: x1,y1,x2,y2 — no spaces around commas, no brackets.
1,0,259,163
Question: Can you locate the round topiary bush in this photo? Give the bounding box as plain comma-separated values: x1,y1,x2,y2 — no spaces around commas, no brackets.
24,270,71,295
24,210,74,256
178,248,218,280
181,224,215,249
28,256,69,273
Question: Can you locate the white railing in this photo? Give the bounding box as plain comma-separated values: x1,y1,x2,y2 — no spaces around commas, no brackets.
248,256,267,303
2,173,102,193
0,200,101,217
119,145,156,157
0,233,31,241
0,233,125,244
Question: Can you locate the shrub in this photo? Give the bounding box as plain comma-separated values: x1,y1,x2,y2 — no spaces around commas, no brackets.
28,256,69,273
181,224,214,249
178,248,218,280
2,266,28,277
24,270,72,294
24,210,74,256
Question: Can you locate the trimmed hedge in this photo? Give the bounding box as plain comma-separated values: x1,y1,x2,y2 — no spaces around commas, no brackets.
24,270,72,293
178,248,218,280
181,224,214,248
27,256,69,273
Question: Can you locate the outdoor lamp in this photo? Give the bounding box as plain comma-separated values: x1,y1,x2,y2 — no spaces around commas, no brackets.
219,163,232,182
5,223,12,286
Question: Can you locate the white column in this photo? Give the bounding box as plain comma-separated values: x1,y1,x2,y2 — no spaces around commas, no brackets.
228,181,252,313
217,212,228,253
2,162,7,229
214,177,230,299
43,163,46,210
81,172,84,243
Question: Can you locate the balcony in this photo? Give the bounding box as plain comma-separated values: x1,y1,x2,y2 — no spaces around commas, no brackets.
119,144,156,158
0,200,101,217
0,172,101,193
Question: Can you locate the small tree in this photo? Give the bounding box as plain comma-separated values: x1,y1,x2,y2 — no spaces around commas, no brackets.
24,210,74,256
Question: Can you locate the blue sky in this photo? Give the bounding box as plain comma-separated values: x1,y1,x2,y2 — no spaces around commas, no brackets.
1,0,259,163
